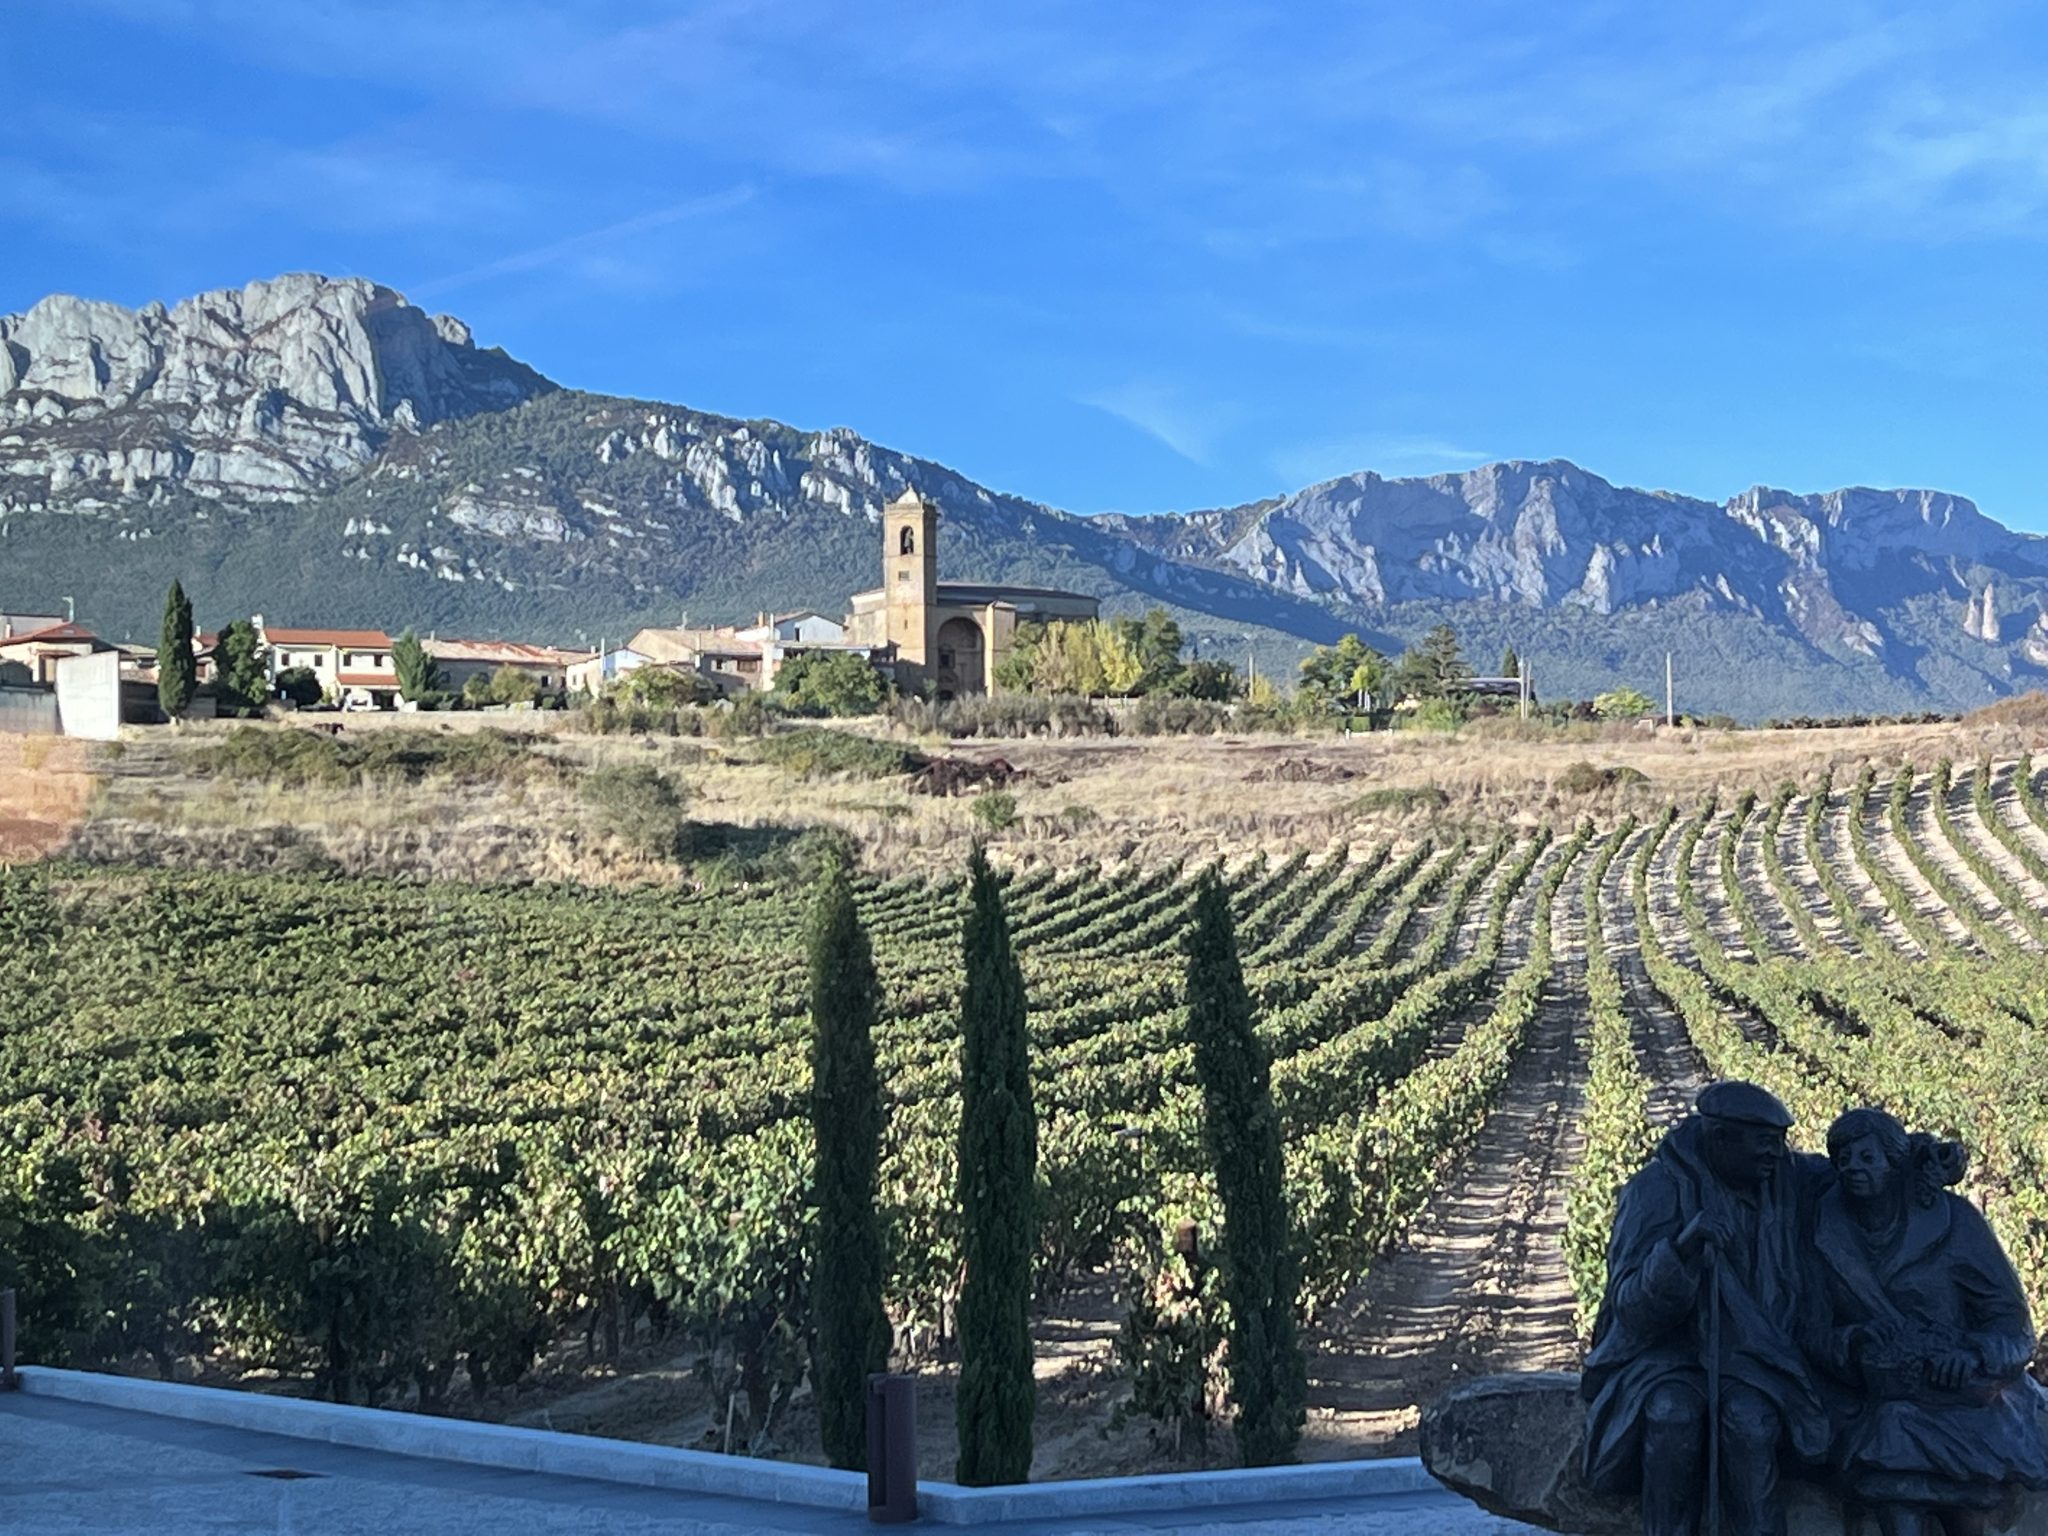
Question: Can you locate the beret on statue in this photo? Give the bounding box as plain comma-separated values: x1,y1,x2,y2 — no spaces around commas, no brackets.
1695,1080,1794,1129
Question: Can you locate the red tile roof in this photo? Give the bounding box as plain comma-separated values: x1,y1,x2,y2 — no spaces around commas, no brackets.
0,621,101,646
424,639,590,665
265,627,392,648
336,673,400,688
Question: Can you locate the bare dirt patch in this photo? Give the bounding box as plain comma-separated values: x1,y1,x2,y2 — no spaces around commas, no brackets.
0,737,99,860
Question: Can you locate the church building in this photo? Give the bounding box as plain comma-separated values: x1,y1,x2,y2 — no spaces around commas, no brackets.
843,488,1099,699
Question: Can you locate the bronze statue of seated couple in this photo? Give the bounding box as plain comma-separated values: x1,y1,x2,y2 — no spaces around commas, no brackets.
1583,1081,2048,1536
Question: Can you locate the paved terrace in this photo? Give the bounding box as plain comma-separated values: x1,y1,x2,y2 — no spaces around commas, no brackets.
0,1377,1538,1535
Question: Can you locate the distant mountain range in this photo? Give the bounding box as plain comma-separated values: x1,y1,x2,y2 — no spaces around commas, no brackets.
4,274,2045,718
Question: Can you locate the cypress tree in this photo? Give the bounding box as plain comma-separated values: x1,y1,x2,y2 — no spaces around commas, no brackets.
1183,869,1303,1466
808,855,890,1470
1500,645,1520,679
955,845,1036,1485
392,629,445,704
157,580,196,719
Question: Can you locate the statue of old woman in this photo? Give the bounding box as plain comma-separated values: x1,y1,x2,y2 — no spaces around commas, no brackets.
1805,1107,2048,1536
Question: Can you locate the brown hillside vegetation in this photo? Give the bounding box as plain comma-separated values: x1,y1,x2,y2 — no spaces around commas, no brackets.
45,701,2048,882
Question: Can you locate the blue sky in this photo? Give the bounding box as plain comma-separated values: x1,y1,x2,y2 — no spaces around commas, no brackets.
9,1,2048,529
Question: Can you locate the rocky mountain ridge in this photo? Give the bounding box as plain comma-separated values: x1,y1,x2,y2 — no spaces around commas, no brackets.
0,274,550,504
3,272,2046,717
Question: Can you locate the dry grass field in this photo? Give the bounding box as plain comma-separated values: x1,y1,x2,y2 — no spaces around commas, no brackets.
20,698,2048,881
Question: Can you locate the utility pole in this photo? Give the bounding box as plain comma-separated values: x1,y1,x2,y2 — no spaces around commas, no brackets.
1665,651,1675,729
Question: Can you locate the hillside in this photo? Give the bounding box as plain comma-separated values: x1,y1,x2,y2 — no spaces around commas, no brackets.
5,274,2048,717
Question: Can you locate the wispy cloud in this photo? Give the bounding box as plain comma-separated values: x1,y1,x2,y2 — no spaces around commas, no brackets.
1272,434,1496,487
409,186,757,298
1078,381,1237,465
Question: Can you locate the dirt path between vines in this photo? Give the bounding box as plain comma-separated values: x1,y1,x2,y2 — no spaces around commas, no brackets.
1293,842,1585,1459
1819,790,1923,959
1865,776,1981,954
1905,779,2032,950
1604,825,1706,1125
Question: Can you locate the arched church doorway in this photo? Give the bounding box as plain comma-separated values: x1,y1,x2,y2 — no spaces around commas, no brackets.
935,616,985,699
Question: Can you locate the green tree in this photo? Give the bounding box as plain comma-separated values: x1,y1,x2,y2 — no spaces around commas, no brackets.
1097,623,1146,696
1182,870,1304,1466
485,665,540,706
1594,686,1655,720
392,630,445,704
955,844,1036,1485
617,665,716,709
1394,623,1472,701
1298,634,1389,713
1030,621,1106,696
775,651,886,716
214,619,270,716
1499,646,1521,679
275,666,322,709
807,856,889,1470
1112,609,1186,693
1163,658,1239,702
994,622,1045,693
157,580,196,720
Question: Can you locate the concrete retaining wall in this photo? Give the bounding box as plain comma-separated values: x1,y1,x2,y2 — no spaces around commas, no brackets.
15,1367,1440,1524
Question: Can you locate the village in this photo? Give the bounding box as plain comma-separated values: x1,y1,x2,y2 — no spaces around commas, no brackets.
0,489,1109,738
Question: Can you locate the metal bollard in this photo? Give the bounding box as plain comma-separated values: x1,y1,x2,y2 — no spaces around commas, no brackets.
2,1288,16,1390
866,1372,918,1523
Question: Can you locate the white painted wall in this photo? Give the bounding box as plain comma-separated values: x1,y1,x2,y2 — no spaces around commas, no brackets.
54,650,122,741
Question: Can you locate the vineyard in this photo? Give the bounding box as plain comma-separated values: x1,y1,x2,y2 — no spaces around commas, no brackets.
5,748,2048,1476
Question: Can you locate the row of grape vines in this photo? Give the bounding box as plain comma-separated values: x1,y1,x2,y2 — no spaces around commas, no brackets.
1563,754,2048,1333
0,824,1551,1408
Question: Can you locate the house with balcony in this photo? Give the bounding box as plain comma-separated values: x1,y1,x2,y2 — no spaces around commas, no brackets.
257,620,398,708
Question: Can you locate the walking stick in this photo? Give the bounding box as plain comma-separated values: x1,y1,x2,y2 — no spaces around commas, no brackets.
1705,1254,1722,1536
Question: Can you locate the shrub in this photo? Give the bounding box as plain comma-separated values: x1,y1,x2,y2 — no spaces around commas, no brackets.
890,695,1116,740
971,791,1018,833
1400,697,1466,733
197,726,554,787
1352,785,1449,815
276,667,323,709
1126,696,1230,736
1593,687,1655,721
581,764,689,859
752,728,924,780
1558,761,1649,794
708,692,770,740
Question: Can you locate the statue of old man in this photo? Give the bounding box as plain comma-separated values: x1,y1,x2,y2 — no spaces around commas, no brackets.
1582,1081,1832,1536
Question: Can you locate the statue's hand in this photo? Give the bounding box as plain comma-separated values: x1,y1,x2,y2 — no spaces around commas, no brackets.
1675,1211,1736,1262
1927,1349,1977,1390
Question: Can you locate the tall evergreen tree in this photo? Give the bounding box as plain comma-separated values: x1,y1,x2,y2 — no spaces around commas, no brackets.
955,845,1036,1485
157,580,196,720
392,629,445,704
1395,622,1473,701
807,856,890,1470
1499,645,1521,679
1183,870,1304,1466
214,619,270,716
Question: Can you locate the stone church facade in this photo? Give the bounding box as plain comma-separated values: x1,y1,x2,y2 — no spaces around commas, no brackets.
844,488,1098,699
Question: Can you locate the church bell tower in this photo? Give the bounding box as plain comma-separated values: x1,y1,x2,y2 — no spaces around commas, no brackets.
883,487,939,671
